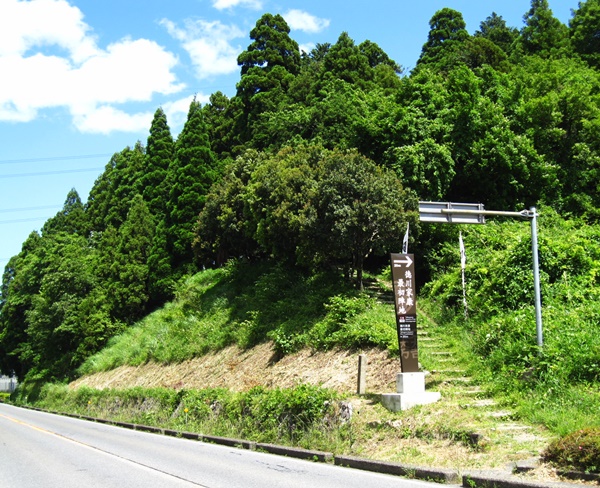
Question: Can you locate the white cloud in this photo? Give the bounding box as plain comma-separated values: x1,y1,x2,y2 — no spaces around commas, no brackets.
0,0,185,134
212,0,263,10
162,19,243,79
299,43,316,55
283,9,330,33
0,0,98,62
73,106,154,135
162,94,211,135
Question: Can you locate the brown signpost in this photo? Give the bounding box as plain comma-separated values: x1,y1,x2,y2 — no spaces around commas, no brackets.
390,253,419,372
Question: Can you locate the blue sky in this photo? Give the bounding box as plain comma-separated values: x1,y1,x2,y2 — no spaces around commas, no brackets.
0,0,581,268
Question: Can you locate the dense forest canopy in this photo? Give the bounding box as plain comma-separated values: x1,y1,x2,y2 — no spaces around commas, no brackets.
2,0,600,381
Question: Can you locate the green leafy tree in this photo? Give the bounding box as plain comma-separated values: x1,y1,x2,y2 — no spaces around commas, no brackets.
0,232,43,378
445,65,549,208
386,138,455,201
245,146,323,262
461,37,509,70
194,150,264,267
24,233,113,380
570,0,600,68
509,57,600,212
304,150,415,288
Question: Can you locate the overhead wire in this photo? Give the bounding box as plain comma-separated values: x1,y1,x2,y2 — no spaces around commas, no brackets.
0,167,105,179
0,154,112,165
0,205,61,214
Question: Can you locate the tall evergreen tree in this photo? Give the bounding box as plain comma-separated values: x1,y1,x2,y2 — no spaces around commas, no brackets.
417,8,470,70
322,32,373,86
167,99,218,272
108,195,155,324
142,108,174,217
41,188,87,236
475,12,519,55
570,0,600,68
86,143,146,232
236,14,301,141
520,0,569,57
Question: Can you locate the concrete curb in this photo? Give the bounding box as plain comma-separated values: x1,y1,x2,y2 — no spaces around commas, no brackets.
256,443,332,462
335,455,459,484
15,405,591,487
461,472,582,488
203,434,256,450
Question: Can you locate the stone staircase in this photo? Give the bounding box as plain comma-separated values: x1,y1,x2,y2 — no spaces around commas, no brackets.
362,276,548,456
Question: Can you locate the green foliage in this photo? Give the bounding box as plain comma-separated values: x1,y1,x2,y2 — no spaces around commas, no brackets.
78,261,396,374
25,382,341,448
167,99,218,271
142,107,174,217
569,0,600,68
475,12,519,55
417,8,470,71
544,428,600,473
422,209,600,429
520,0,569,58
5,7,600,392
195,145,414,289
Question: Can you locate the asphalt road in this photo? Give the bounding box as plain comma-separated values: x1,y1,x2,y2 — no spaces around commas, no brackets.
0,403,439,488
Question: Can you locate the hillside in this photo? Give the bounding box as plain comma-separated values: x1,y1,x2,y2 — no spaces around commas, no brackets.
58,212,600,481
71,343,398,393
4,3,600,479
69,327,561,482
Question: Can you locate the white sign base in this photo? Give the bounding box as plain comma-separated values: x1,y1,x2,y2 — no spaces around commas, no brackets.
381,372,440,412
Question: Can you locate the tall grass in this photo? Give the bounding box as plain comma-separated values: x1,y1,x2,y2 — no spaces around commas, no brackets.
27,382,350,452
78,260,397,376
420,207,600,435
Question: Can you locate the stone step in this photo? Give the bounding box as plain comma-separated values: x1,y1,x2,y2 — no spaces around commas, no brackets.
430,369,467,377
462,388,484,396
465,399,497,408
488,410,514,419
439,376,473,384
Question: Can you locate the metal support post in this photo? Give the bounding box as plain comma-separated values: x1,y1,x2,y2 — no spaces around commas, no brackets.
530,207,543,347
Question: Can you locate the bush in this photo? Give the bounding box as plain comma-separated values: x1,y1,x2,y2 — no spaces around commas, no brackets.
544,428,600,473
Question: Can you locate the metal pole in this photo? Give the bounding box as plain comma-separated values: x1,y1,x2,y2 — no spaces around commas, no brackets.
530,207,543,347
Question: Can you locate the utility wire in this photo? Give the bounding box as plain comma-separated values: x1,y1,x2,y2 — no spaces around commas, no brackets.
0,167,104,179
0,216,49,225
0,154,112,165
0,205,61,214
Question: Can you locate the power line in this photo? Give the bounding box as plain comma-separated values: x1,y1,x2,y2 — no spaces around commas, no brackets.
0,205,61,214
0,167,104,179
0,154,112,165
0,216,48,225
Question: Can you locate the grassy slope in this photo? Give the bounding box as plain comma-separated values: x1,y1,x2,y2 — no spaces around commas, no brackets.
79,208,600,439
79,260,398,376
37,209,598,475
